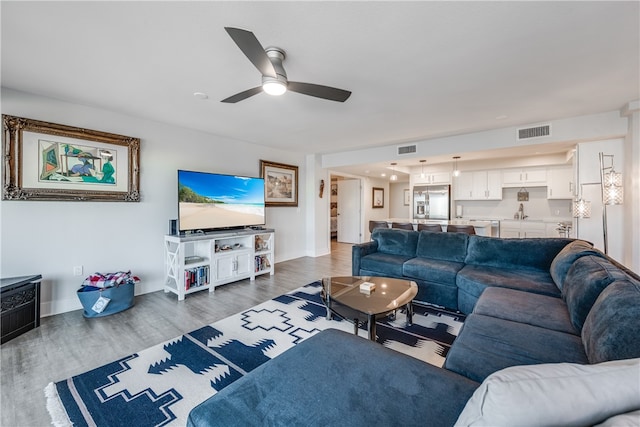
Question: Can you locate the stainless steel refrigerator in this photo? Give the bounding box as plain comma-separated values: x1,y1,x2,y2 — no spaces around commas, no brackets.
413,185,451,220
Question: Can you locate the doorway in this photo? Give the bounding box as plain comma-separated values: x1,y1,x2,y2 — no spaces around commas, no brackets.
329,174,362,245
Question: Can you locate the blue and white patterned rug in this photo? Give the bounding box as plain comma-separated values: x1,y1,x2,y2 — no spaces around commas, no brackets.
45,281,464,427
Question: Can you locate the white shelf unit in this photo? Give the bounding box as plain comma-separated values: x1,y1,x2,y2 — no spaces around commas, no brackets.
164,229,275,300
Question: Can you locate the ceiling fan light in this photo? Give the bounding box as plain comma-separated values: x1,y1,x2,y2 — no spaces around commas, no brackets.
263,80,287,96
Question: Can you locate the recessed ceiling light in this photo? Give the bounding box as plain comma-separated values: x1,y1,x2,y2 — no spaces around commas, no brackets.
193,92,209,100
496,115,508,120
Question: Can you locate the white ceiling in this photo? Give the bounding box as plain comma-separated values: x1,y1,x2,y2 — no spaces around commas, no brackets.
2,1,639,174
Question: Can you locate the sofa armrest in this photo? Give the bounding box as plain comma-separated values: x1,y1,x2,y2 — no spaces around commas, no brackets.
352,240,378,275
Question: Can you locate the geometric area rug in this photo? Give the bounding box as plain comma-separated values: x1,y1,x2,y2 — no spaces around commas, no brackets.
45,281,465,427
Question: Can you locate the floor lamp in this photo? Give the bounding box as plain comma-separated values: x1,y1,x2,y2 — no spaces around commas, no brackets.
572,152,623,255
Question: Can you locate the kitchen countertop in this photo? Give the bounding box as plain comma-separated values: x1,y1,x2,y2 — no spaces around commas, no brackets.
499,218,573,223
384,218,492,228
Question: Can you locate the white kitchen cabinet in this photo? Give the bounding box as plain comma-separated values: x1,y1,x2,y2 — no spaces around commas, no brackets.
502,168,547,187
454,170,502,200
499,220,546,238
547,166,574,199
483,170,503,199
415,171,451,185
453,172,474,200
499,222,521,238
546,223,561,238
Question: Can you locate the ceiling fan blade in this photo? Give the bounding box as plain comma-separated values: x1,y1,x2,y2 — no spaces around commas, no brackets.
224,27,277,78
221,86,263,103
287,82,351,102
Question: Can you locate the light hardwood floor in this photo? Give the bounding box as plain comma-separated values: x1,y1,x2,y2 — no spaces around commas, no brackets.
0,241,353,427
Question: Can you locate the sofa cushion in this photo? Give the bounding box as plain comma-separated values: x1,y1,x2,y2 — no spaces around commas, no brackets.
359,252,414,277
582,279,640,364
444,314,588,383
473,287,577,335
549,239,603,290
465,235,573,271
372,228,418,257
456,265,560,314
563,255,628,332
416,230,468,262
187,329,480,427
455,358,640,427
403,257,464,285
411,280,459,310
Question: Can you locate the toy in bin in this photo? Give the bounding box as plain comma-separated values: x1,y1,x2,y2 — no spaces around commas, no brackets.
76,271,140,318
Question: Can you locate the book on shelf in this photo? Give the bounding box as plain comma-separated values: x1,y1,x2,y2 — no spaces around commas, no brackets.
185,265,210,290
255,255,271,272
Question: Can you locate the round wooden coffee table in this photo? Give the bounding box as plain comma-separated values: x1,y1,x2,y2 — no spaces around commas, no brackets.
321,276,418,341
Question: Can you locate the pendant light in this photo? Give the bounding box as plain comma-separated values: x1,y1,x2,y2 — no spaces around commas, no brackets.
419,160,426,179
390,162,398,181
453,156,461,177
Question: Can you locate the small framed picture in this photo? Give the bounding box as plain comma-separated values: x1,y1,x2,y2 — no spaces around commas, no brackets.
372,187,384,208
404,189,410,206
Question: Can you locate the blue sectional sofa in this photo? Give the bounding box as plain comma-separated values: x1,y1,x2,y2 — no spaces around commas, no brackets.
188,229,640,426
352,228,574,313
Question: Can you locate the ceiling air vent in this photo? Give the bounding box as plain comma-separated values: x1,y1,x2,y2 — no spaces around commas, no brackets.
397,144,417,155
517,124,551,140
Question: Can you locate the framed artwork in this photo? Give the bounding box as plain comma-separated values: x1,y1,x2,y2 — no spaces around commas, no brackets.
260,160,298,207
372,187,384,208
331,183,338,196
404,189,410,205
2,115,140,202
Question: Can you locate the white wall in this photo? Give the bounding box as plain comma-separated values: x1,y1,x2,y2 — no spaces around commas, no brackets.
622,103,640,273
307,153,330,257
389,182,410,219
0,88,308,315
362,177,389,240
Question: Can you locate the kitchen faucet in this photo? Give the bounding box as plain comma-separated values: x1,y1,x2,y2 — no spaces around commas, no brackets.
518,203,528,220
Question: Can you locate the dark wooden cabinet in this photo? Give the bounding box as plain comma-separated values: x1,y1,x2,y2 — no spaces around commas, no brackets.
1,275,42,344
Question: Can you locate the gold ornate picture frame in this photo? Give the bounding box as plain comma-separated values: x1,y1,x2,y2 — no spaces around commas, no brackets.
260,160,298,207
2,115,140,202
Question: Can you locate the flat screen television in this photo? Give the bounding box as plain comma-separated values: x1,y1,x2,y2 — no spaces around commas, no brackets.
178,170,265,233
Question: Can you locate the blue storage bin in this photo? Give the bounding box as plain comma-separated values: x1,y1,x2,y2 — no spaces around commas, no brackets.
77,281,135,318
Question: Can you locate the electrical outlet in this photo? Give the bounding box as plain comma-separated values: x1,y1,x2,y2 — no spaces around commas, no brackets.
73,266,83,276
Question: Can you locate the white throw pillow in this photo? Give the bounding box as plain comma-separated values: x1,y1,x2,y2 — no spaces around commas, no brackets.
594,409,640,426
455,358,640,427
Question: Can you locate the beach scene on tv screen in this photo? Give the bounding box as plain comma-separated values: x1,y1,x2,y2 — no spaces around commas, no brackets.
178,171,265,230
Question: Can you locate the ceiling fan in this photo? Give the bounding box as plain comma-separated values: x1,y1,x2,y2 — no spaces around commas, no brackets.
221,27,352,103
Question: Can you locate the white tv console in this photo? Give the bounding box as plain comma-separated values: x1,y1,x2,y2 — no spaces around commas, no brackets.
164,228,275,301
